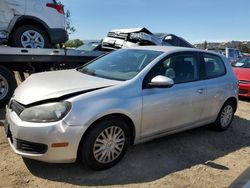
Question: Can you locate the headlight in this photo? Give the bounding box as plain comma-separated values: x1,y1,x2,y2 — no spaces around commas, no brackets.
20,102,71,123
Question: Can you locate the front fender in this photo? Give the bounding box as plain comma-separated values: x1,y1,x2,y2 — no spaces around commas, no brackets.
64,94,142,145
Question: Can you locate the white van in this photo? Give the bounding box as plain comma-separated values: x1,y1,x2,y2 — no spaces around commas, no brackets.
226,48,242,63
207,48,242,63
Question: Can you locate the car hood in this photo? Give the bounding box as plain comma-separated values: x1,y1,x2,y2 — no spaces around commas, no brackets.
233,68,250,81
14,69,122,105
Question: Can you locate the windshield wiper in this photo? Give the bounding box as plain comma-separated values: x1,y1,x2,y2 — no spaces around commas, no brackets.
80,68,96,76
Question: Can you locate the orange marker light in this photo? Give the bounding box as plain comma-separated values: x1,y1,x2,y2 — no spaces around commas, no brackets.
51,142,69,148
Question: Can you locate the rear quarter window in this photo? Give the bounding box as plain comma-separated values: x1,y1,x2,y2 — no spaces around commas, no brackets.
203,53,226,79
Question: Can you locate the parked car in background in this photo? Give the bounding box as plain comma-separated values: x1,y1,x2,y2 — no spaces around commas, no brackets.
0,0,68,48
76,41,111,57
102,27,193,50
232,56,250,98
5,46,238,170
77,41,102,51
154,33,194,48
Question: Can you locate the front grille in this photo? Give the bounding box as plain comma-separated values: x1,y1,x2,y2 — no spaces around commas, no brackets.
239,89,249,94
14,138,48,154
9,100,26,115
239,80,250,84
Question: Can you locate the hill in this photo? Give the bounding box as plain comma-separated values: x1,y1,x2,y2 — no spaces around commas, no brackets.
194,41,250,49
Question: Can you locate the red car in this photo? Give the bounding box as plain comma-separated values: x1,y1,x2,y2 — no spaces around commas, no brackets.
232,56,250,98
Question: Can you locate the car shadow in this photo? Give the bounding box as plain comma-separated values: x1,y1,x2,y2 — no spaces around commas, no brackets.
229,166,250,188
23,115,250,186
239,97,250,103
0,108,6,124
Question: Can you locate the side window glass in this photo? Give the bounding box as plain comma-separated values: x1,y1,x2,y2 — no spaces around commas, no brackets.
203,54,226,79
145,53,199,85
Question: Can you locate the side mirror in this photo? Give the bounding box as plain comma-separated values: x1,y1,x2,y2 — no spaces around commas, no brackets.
164,35,173,41
148,75,174,88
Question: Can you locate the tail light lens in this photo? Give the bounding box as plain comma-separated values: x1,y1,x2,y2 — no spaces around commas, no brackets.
46,3,64,14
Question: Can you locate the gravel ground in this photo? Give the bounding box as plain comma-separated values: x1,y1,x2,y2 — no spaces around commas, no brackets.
0,99,250,188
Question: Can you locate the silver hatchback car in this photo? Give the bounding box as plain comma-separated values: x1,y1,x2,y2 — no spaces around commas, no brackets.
5,46,238,170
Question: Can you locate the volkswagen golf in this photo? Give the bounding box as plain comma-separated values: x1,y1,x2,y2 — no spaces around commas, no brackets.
5,46,238,170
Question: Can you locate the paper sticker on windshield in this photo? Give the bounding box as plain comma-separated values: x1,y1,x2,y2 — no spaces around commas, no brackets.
235,62,244,67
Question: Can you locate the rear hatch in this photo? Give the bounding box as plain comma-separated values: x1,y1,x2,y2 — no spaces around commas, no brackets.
45,0,65,28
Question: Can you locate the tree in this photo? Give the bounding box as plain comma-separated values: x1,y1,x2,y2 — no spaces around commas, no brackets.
238,43,250,53
203,40,208,49
57,1,76,35
65,10,76,35
64,39,84,48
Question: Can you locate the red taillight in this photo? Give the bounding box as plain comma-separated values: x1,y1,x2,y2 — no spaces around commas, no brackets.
46,3,64,14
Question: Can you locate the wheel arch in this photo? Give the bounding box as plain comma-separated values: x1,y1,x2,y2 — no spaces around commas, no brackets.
8,16,51,43
77,113,136,159
224,96,238,113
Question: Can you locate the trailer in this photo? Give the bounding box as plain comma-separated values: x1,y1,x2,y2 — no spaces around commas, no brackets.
0,46,105,106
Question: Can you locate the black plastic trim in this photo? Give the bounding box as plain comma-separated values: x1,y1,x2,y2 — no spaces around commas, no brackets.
15,138,48,154
48,28,68,44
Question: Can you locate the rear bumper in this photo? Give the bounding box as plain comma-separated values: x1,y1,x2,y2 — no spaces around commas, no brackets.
49,28,68,44
238,83,250,98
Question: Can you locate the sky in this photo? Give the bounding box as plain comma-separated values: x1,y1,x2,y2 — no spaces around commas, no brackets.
60,0,250,44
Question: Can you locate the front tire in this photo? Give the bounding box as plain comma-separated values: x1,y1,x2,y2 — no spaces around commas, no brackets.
0,66,17,107
213,100,235,131
9,25,49,48
81,117,130,170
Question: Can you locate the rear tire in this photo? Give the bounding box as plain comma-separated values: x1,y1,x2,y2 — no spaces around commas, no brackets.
0,66,17,107
213,100,235,131
9,25,50,48
81,117,130,170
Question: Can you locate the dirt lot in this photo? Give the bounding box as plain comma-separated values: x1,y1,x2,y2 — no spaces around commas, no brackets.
0,99,250,188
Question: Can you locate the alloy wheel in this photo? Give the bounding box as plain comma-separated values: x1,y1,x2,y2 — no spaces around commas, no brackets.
220,105,233,128
21,30,45,48
0,74,9,101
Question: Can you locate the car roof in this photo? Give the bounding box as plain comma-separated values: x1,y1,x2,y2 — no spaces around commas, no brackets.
128,46,208,53
127,46,227,60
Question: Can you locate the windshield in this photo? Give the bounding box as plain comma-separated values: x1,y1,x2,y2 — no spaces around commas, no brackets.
232,57,250,68
78,49,163,81
77,42,100,51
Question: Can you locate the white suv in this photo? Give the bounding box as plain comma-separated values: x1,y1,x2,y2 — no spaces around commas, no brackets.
0,0,68,48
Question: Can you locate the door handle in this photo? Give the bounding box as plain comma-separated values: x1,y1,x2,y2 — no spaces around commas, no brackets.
197,88,205,94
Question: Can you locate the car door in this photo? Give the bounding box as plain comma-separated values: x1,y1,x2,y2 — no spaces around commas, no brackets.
141,52,206,138
200,53,228,121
